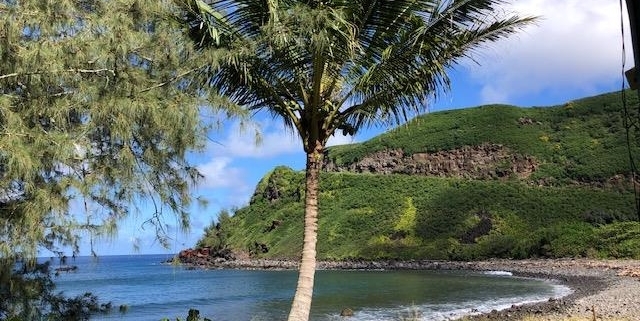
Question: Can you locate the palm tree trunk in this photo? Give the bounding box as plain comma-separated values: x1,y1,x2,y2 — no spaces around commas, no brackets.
287,142,323,321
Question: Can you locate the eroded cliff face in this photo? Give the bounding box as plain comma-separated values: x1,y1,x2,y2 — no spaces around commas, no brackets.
323,143,538,180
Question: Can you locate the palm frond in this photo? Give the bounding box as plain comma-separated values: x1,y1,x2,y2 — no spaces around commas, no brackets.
176,0,536,145
337,0,536,129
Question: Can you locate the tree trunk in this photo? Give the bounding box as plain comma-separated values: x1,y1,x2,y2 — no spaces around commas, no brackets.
287,142,324,321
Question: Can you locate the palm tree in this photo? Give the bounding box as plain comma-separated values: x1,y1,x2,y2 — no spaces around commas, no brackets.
176,0,535,320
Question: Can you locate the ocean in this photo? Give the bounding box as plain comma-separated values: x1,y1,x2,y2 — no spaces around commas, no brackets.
51,254,570,321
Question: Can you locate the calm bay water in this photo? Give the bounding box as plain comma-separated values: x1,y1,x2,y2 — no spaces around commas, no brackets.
52,254,569,321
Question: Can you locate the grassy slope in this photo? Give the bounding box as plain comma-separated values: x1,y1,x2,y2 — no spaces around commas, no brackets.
327,91,639,182
204,91,640,260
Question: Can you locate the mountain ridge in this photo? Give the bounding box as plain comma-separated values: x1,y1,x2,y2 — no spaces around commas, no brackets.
192,90,640,262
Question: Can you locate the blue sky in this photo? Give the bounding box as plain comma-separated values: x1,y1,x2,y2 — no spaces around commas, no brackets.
73,0,634,256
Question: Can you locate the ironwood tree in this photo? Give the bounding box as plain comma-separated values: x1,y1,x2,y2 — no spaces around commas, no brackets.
1,0,241,318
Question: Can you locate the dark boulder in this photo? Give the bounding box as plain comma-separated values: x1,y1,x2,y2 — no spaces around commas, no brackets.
340,308,354,317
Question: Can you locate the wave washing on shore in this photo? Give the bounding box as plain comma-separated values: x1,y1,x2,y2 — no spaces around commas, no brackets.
344,279,571,321
483,270,513,276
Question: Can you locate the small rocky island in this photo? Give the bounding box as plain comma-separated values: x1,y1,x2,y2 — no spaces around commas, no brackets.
172,247,237,268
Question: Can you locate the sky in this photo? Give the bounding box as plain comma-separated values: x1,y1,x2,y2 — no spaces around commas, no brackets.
72,0,634,256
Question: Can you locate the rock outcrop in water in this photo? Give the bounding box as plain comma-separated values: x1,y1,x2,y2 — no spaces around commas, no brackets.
175,247,236,267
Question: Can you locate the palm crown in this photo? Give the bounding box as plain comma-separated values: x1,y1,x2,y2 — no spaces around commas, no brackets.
175,1,535,320
179,0,534,150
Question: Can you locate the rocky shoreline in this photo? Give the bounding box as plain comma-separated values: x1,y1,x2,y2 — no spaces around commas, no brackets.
171,253,640,320
445,259,640,320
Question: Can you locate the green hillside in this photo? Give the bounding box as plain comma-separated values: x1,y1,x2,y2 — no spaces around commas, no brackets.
198,91,640,261
327,90,640,182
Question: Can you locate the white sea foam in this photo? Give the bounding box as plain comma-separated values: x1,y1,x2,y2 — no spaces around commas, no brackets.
483,270,513,276
334,281,573,321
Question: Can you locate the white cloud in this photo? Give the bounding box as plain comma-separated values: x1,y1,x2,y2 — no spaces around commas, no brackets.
194,119,303,209
479,86,509,104
195,120,300,194
211,120,301,158
210,118,361,155
327,133,356,147
197,157,244,188
465,0,632,104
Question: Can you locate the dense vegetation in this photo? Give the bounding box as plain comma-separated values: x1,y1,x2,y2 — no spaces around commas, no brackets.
1,1,243,318
327,90,640,183
197,90,640,261
0,258,114,320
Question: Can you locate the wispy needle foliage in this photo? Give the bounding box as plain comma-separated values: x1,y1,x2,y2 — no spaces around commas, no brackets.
0,0,242,260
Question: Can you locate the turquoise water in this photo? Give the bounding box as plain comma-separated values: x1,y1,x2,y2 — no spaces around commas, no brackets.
52,255,569,320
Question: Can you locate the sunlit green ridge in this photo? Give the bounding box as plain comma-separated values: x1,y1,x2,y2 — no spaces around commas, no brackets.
198,90,640,261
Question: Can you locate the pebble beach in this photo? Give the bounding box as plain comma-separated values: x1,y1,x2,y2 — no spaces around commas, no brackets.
457,259,640,321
